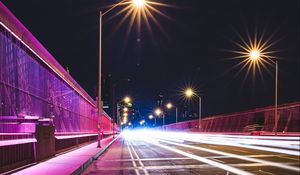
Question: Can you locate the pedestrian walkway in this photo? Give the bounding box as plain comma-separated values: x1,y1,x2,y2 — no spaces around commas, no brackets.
12,135,118,175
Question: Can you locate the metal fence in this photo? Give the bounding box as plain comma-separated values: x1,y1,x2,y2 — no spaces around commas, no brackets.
162,102,300,133
0,3,118,172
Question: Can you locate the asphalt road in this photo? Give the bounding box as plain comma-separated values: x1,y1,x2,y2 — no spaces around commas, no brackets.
82,130,300,175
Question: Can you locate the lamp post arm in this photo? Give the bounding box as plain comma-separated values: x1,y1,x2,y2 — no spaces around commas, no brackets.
102,0,127,17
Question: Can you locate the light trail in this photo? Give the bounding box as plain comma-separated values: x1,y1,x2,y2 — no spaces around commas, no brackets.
141,137,255,175
134,130,300,156
121,130,300,174
152,138,300,172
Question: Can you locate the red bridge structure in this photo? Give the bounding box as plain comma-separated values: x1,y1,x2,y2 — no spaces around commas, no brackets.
0,2,118,173
159,102,300,135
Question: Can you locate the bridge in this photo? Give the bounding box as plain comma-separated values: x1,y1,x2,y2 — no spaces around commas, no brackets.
0,2,299,175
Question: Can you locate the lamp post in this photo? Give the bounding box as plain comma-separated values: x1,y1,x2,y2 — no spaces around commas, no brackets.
148,114,156,127
166,102,178,126
154,108,164,129
184,88,202,131
97,0,146,147
248,49,279,135
112,78,130,137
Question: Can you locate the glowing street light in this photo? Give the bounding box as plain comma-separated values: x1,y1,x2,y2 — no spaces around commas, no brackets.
148,114,156,127
184,88,202,131
132,0,146,8
97,0,170,147
166,102,173,109
233,35,279,135
123,96,131,103
139,120,145,125
154,108,163,116
154,108,166,129
148,114,154,119
123,112,128,117
185,88,194,98
249,49,261,61
166,102,178,125
123,107,129,112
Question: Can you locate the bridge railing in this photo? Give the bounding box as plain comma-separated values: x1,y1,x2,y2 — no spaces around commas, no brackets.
159,102,300,134
0,2,119,173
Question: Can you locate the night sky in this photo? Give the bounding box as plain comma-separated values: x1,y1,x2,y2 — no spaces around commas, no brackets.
2,0,299,122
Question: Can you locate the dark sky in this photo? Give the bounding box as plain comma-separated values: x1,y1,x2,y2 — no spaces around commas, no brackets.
2,0,299,120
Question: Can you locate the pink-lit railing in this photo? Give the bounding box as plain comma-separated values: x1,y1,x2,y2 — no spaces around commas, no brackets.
0,2,119,172
0,2,119,136
160,102,300,134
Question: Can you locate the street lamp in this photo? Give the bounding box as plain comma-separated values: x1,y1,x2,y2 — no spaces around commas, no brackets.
97,0,146,148
133,0,146,7
154,108,165,129
154,108,163,116
184,88,202,131
148,114,154,119
123,112,128,117
112,78,130,137
123,96,131,104
123,107,129,112
248,49,279,135
166,102,178,126
139,119,145,125
148,114,156,127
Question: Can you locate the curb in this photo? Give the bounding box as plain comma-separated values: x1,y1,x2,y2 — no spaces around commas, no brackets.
71,135,120,175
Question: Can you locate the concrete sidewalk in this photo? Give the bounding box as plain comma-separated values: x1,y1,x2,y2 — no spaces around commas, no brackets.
12,135,119,175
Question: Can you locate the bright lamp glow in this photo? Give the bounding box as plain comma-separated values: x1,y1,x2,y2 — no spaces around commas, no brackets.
249,49,260,60
185,88,194,98
166,102,173,109
139,120,145,125
154,108,162,116
123,107,129,112
148,114,154,119
123,96,131,103
132,0,145,8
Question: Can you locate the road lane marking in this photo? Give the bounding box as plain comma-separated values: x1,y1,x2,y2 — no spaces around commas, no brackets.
126,140,140,175
210,158,225,164
129,140,150,175
154,138,300,172
254,170,275,175
142,138,255,175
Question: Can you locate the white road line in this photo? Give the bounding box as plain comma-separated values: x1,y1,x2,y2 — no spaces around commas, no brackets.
154,138,300,172
126,140,140,175
129,140,150,175
210,158,225,164
143,138,255,175
254,170,275,175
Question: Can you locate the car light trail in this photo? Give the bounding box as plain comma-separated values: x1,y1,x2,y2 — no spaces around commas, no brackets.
152,137,300,172
179,135,300,156
135,130,300,156
141,137,255,175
